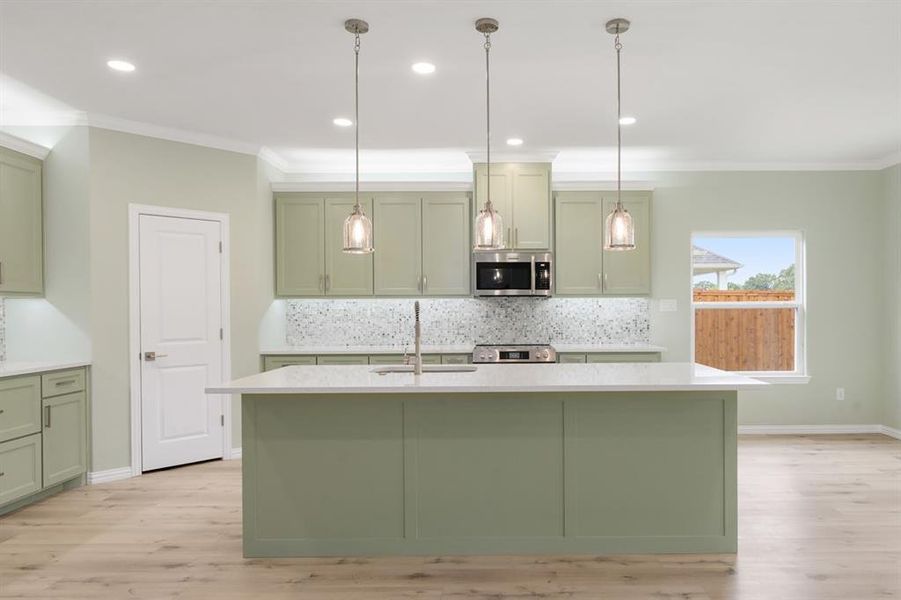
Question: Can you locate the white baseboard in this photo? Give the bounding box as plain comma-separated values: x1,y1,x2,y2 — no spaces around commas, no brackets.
87,466,134,485
880,425,901,440
229,447,242,459
738,424,888,436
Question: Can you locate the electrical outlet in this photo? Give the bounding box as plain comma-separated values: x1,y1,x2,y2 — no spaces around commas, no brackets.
835,387,845,401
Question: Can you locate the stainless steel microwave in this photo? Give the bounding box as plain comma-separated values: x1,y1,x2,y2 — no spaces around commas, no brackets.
472,251,553,296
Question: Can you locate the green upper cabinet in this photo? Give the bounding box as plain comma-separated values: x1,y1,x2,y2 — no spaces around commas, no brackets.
602,193,651,295
0,147,43,295
474,163,551,250
275,193,373,297
374,195,422,296
421,194,470,295
275,196,325,296
554,191,651,296
555,192,603,295
324,197,374,296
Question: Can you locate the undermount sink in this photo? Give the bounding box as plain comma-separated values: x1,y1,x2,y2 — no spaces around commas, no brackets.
372,365,478,375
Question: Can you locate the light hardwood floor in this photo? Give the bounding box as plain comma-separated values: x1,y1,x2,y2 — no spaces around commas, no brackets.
1,434,899,599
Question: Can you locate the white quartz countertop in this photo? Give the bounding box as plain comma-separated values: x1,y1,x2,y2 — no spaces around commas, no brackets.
0,361,91,379
207,362,764,395
261,344,666,356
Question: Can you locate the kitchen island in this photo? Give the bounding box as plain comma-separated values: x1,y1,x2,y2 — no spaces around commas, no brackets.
208,362,764,557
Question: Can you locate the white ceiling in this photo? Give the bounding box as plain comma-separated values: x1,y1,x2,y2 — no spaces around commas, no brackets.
1,0,899,175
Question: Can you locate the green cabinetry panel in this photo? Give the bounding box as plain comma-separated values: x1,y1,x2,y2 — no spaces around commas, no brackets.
244,396,405,543
263,356,317,371
474,163,551,250
0,146,43,295
0,433,42,506
316,355,370,365
557,353,587,364
41,369,86,398
407,397,564,539
275,196,325,296
586,352,661,363
42,391,86,487
0,376,42,444
374,195,422,295
421,195,470,295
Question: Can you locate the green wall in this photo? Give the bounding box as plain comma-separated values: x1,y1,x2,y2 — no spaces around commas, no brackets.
646,171,888,426
85,128,273,471
883,163,901,430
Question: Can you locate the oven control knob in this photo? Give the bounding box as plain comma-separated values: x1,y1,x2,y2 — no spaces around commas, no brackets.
539,350,548,360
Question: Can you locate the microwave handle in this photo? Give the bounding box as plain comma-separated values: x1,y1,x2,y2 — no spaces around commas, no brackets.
530,256,536,294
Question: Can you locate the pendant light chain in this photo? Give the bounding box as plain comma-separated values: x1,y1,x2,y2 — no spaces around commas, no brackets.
484,31,492,210
615,30,623,209
353,31,361,211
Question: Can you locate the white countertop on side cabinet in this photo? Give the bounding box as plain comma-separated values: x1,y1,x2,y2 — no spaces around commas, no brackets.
0,361,91,379
208,362,764,395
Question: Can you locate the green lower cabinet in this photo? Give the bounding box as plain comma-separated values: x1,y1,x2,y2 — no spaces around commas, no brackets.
586,353,661,363
367,355,406,365
263,356,317,371
441,354,471,365
316,355,370,366
0,433,42,506
41,392,86,487
557,353,587,364
0,376,42,443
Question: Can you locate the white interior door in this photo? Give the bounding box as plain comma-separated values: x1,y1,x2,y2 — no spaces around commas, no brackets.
139,215,224,471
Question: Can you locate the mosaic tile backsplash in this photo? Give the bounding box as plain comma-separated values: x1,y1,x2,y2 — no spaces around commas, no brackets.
0,298,5,361
286,298,649,348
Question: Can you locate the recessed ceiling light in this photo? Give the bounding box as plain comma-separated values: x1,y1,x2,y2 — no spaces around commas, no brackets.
506,137,524,146
106,59,135,72
411,62,436,75
333,117,353,127
619,116,637,125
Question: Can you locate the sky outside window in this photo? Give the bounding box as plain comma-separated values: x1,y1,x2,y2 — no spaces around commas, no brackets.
692,236,795,289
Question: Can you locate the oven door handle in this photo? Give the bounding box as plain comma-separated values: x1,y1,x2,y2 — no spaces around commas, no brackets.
530,255,536,294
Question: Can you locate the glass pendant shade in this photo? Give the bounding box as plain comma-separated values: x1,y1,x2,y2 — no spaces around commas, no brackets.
474,203,504,249
604,204,635,250
342,204,374,254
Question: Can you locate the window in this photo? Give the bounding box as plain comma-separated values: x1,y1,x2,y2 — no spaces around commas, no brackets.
691,232,806,380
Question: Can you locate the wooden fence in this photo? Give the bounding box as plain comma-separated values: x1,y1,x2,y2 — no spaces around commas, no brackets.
693,290,795,372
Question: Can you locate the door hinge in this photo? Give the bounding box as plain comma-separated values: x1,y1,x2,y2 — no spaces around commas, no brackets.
219,328,223,340
220,414,225,427
219,241,222,253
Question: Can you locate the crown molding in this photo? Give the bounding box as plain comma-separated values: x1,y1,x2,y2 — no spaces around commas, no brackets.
0,131,51,159
552,180,656,191
271,180,472,193
85,113,261,156
466,150,558,163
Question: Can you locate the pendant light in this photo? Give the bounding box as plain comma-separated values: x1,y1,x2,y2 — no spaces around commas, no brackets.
342,18,374,254
603,18,635,251
473,17,505,250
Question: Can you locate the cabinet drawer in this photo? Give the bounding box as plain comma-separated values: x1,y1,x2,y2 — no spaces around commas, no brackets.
316,355,370,366
368,355,406,365
0,433,42,506
586,353,661,363
41,369,86,398
263,356,317,371
0,376,42,444
42,391,86,487
441,354,471,365
557,353,587,364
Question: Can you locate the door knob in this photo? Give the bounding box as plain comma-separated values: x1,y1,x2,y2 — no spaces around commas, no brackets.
144,352,168,361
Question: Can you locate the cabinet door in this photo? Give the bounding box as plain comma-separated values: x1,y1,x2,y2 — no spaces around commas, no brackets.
263,356,316,371
441,354,471,365
374,195,422,296
422,194,471,296
473,164,513,247
42,391,86,487
0,434,42,505
602,194,651,295
587,352,661,363
557,353,587,364
316,355,370,365
554,192,603,295
511,164,551,249
275,196,325,296
0,147,43,295
0,376,41,444
324,197,374,296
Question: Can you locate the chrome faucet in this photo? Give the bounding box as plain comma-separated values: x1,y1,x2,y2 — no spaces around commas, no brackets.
414,301,422,375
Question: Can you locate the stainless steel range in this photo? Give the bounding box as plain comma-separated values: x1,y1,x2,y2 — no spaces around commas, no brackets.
472,344,556,363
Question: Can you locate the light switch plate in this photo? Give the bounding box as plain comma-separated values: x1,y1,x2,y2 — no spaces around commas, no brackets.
658,299,678,312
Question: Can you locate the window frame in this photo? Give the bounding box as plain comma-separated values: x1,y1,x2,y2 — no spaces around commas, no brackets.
689,230,809,383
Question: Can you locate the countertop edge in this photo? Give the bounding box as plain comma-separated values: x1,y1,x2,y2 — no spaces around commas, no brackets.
261,345,668,355
207,383,765,394
0,361,92,379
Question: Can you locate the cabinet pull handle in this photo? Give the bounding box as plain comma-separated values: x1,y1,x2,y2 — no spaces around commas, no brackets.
0,409,4,415
603,272,608,291
325,274,330,292
0,260,3,284
54,379,77,386
423,275,428,292
515,228,519,247
507,228,511,247
318,274,324,293
0,472,5,477
597,273,602,290
45,406,51,428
